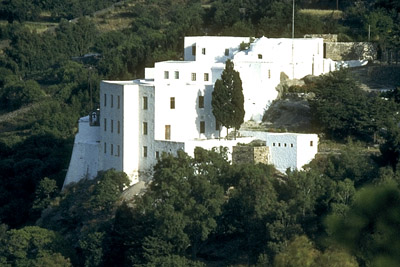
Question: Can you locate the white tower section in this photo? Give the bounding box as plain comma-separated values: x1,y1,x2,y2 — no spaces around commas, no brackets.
100,80,156,184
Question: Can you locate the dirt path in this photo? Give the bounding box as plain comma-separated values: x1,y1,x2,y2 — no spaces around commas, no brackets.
0,103,39,124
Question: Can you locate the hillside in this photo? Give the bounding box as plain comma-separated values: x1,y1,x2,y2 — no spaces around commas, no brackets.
262,64,400,133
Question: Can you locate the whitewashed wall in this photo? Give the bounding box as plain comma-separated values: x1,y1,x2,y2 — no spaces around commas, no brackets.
63,116,101,187
184,36,250,62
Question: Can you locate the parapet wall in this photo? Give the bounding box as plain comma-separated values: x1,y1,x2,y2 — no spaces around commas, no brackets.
325,42,377,61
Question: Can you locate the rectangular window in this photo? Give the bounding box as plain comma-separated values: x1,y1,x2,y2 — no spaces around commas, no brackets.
310,141,313,147
191,73,196,81
111,144,114,155
164,71,169,79
117,95,120,109
273,143,276,146
258,54,263,59
165,125,171,140
202,48,206,55
143,96,148,110
200,121,205,134
225,48,229,56
199,95,204,108
111,120,113,133
216,121,220,131
143,122,148,135
118,121,120,134
104,142,107,153
174,71,179,79
170,97,175,109
204,73,209,81
117,145,120,157
291,143,294,147
192,45,196,56
143,146,148,157
156,151,160,159
104,94,107,107
111,94,114,108
268,69,271,79
104,118,107,131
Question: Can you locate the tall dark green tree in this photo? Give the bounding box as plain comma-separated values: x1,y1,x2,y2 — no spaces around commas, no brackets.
212,59,245,139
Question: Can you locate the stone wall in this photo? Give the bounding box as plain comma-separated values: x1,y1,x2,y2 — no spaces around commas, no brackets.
232,146,270,165
325,42,377,61
304,34,338,42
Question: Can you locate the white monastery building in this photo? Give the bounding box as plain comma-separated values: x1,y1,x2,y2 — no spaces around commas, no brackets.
64,36,337,186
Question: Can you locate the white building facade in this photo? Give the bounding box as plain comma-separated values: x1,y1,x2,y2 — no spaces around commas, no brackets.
64,36,327,187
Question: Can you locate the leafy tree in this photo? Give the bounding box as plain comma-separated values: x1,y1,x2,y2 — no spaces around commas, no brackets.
142,149,225,259
274,235,358,267
218,164,278,264
326,184,400,266
308,70,384,142
0,79,45,110
0,226,71,266
32,177,58,212
212,59,245,139
379,122,400,171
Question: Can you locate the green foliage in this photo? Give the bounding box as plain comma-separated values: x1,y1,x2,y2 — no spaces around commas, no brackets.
308,70,394,142
0,226,71,266
326,184,400,266
0,79,45,110
274,235,358,267
212,59,245,138
33,177,58,212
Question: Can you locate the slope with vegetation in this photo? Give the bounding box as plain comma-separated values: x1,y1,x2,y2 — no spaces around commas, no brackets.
0,0,399,266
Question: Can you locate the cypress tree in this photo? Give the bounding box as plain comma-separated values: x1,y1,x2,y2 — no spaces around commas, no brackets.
212,59,244,139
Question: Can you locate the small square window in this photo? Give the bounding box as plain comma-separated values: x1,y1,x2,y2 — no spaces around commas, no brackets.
200,121,205,134
199,95,204,108
258,54,262,59
204,73,209,81
170,97,175,109
175,71,179,79
164,71,169,79
143,146,147,157
191,73,196,81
